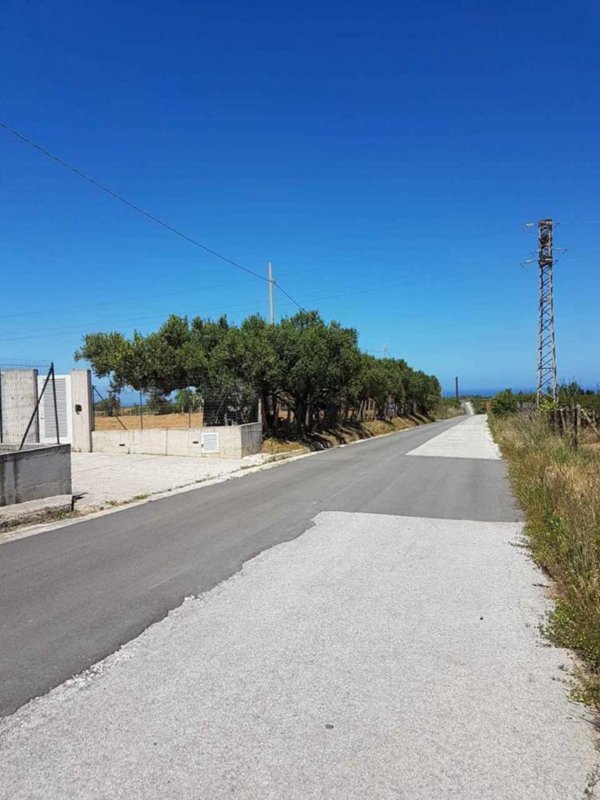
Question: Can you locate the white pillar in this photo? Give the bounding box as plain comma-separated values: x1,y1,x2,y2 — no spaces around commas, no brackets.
70,369,93,452
0,369,39,445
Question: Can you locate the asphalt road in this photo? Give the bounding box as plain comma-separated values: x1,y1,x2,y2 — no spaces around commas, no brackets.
0,416,512,718
1,415,598,800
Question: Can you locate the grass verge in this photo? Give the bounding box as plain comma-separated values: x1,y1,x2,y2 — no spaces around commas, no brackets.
0,507,78,535
262,415,432,454
490,412,600,710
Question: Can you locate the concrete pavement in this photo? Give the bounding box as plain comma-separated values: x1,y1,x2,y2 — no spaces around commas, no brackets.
406,413,500,459
71,451,264,510
1,415,597,798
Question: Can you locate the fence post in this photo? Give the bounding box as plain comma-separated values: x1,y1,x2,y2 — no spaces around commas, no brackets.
139,390,144,430
50,363,60,444
574,404,580,450
18,365,52,450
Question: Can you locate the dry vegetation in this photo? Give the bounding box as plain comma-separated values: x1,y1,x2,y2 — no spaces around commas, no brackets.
94,412,204,431
261,414,430,454
491,413,600,710
434,398,464,420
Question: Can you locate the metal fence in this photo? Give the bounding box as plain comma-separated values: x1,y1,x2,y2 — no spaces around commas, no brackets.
0,361,60,449
92,380,259,432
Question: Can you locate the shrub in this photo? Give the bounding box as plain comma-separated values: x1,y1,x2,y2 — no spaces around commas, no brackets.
435,398,463,420
490,389,517,416
93,395,120,417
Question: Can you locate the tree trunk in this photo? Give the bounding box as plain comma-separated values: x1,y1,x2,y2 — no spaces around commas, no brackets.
294,398,307,434
260,391,275,434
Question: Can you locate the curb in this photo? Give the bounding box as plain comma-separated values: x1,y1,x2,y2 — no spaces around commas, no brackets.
0,494,74,534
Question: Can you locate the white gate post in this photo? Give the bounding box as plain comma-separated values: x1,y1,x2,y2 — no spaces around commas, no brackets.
71,370,93,452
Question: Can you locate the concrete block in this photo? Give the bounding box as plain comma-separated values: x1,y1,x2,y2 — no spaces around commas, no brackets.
0,444,72,506
0,369,39,445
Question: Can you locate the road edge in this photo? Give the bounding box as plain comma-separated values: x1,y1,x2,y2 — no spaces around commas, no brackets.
0,416,464,546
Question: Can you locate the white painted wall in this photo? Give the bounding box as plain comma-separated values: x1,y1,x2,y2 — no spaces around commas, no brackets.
91,423,262,459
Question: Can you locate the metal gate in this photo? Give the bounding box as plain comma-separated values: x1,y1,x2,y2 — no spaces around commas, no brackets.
38,373,72,444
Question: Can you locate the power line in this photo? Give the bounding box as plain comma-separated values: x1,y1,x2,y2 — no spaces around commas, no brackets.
0,266,327,322
0,271,409,326
0,120,303,309
0,294,304,343
273,281,303,309
0,283,233,321
0,280,418,343
0,279,429,343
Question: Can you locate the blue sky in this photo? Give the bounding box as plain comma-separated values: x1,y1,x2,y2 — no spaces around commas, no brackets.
1,0,598,394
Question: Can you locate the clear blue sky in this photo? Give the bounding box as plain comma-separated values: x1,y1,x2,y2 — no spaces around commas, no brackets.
1,0,598,394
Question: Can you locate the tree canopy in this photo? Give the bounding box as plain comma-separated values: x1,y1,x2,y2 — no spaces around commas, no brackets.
75,310,441,433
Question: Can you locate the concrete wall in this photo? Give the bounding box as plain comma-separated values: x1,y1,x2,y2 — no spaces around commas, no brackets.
240,422,263,457
0,444,72,506
91,423,262,459
71,370,93,452
0,369,39,445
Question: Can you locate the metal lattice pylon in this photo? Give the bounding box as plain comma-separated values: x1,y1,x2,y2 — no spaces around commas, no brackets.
536,219,557,405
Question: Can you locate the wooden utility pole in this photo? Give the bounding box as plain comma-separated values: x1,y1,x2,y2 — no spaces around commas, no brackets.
455,376,459,401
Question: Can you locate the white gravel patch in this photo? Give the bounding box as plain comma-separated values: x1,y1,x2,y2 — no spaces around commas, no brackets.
71,452,263,509
407,414,501,460
1,511,596,800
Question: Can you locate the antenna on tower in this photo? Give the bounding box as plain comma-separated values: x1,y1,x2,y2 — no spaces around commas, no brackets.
524,219,558,406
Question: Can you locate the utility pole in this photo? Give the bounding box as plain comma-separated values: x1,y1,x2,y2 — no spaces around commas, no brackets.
268,262,275,324
455,376,459,401
536,219,557,406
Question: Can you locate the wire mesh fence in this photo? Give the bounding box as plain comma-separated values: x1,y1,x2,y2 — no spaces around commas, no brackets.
92,380,259,432
0,361,61,449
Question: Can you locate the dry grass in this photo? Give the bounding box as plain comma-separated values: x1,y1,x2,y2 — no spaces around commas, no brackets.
434,401,464,420
491,413,600,710
261,438,309,455
362,416,421,436
95,412,204,431
261,415,429,454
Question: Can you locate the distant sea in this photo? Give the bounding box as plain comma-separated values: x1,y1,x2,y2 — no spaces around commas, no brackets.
443,388,535,398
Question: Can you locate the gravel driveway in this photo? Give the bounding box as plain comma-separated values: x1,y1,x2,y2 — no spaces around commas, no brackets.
72,451,264,509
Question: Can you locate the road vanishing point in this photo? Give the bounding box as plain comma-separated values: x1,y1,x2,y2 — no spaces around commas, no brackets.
1,415,598,799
